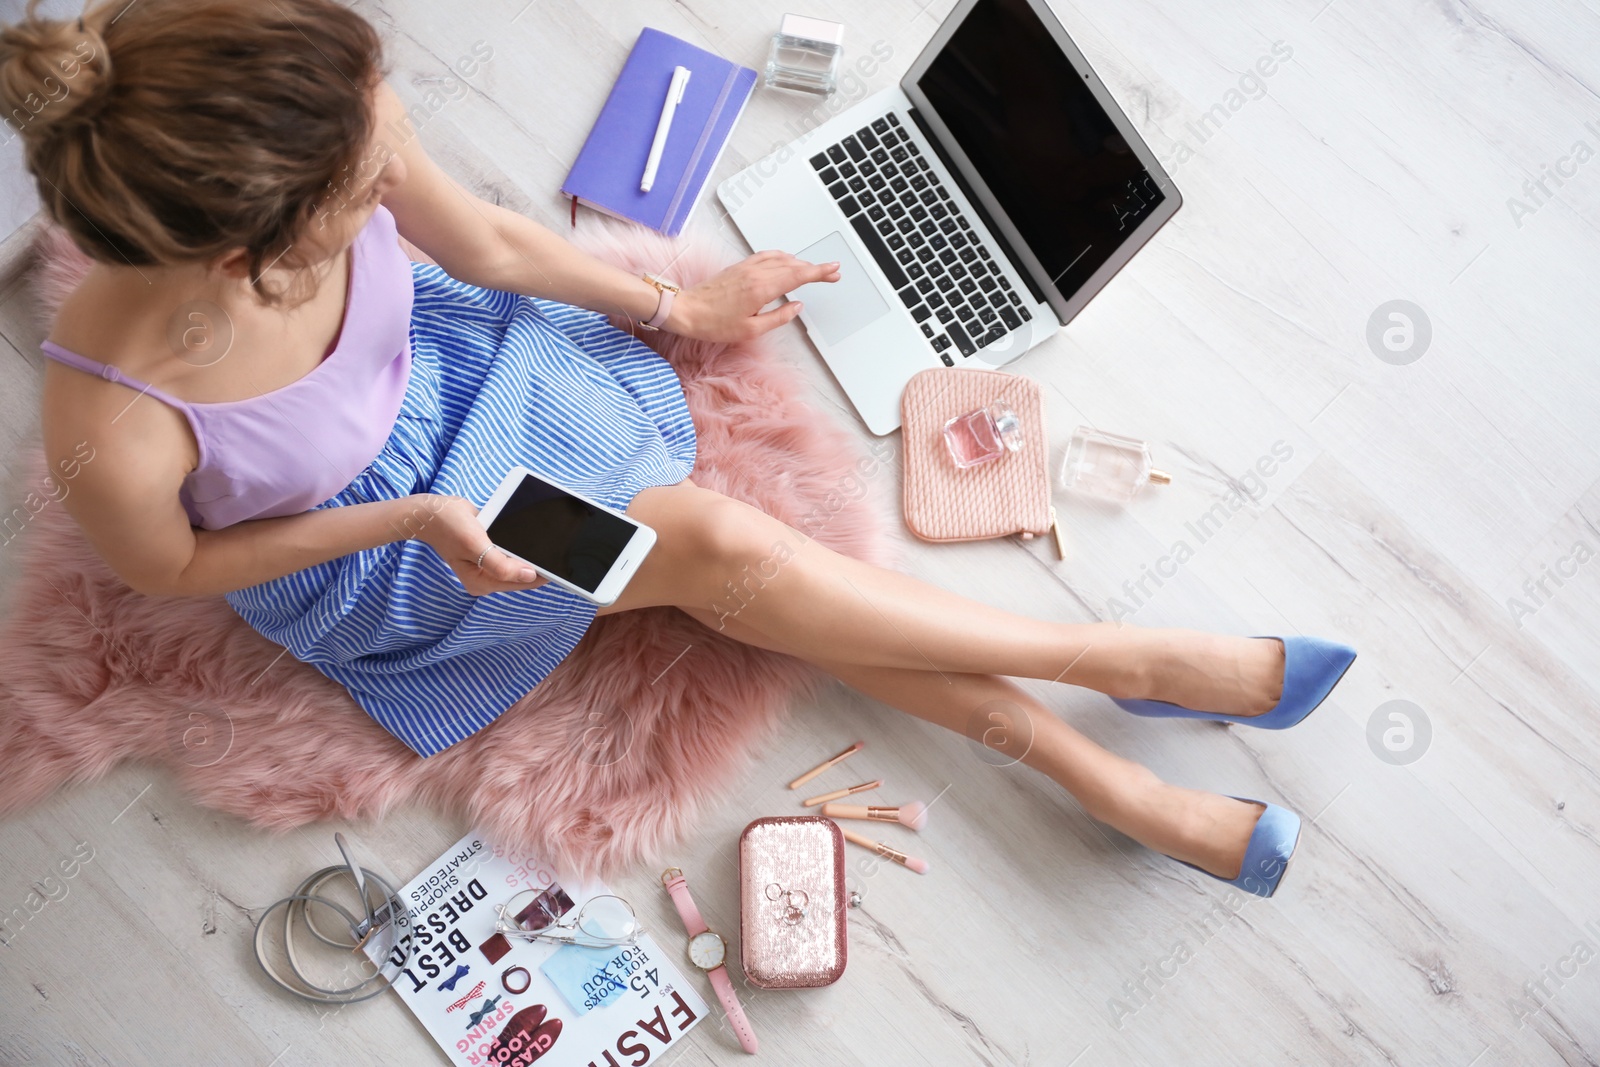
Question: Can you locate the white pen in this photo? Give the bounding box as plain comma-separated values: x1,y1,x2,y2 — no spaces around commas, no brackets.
640,65,691,193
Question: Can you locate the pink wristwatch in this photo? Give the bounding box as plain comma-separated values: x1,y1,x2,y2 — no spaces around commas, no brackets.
640,274,680,331
661,867,758,1054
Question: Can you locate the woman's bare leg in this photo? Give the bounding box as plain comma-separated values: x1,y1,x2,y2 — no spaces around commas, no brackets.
677,606,1263,879
604,482,1284,717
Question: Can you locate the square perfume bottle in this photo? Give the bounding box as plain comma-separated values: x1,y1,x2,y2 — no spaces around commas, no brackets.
943,402,1023,469
764,14,844,95
1060,426,1170,503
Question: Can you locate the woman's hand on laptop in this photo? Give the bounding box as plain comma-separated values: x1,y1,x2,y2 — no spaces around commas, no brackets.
667,250,839,342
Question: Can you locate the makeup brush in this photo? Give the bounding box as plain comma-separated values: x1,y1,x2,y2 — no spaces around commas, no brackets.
787,742,863,790
802,779,882,808
838,827,929,875
821,801,928,832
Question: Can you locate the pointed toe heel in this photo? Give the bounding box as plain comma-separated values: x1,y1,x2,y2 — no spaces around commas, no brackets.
1176,799,1301,899
1114,635,1356,730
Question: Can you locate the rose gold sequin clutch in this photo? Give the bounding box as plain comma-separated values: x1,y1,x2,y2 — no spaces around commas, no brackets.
738,816,848,989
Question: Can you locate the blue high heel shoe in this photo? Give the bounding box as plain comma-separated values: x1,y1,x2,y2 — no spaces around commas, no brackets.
1178,799,1301,898
1115,635,1356,730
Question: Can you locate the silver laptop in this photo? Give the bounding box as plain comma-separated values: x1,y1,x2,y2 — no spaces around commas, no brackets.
718,0,1181,435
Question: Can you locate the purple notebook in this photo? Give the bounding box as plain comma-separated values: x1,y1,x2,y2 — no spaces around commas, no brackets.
562,29,757,237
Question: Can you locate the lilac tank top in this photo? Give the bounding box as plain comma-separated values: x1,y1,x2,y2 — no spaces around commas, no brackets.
40,205,414,530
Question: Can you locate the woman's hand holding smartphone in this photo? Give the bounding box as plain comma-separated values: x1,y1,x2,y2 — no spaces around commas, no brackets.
404,493,549,597
474,466,657,606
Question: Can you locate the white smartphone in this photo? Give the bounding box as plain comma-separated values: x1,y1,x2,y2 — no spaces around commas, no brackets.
476,465,658,607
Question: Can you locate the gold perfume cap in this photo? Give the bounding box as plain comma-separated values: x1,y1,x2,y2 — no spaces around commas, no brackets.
1148,469,1172,485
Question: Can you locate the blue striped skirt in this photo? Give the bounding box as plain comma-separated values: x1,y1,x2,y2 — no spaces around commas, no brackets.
226,264,698,757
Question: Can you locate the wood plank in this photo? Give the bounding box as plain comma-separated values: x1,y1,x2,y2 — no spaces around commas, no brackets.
3,0,1599,1062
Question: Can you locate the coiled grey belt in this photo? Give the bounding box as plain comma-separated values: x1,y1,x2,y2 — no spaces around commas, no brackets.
252,833,414,1005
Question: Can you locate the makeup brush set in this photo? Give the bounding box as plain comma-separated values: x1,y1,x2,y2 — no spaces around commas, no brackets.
787,741,929,874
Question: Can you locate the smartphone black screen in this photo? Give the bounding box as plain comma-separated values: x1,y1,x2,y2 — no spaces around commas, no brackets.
486,475,638,594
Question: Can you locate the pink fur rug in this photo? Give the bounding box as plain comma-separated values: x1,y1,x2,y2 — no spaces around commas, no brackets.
0,220,886,876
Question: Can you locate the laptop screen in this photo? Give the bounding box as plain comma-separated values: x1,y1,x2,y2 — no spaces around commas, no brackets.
915,0,1167,300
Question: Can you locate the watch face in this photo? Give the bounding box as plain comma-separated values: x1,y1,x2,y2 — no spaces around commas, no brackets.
687,930,726,970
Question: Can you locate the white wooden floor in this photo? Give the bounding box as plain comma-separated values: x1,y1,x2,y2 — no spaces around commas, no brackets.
4,0,1600,1064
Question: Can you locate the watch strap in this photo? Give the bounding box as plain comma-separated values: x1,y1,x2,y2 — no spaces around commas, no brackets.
642,276,678,331
708,964,759,1054
662,873,707,936
661,870,757,1055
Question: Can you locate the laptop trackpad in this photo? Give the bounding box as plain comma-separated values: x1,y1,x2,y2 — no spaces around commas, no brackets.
790,231,889,345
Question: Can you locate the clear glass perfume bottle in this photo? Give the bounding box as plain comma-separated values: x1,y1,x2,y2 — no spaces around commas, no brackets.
943,402,1023,469
1060,426,1170,502
764,14,844,96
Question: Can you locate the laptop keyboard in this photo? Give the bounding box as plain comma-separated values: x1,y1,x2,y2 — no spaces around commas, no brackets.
809,112,1032,366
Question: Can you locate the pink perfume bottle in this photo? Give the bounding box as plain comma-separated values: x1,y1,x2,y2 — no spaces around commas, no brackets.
943,402,1023,469
1060,426,1170,503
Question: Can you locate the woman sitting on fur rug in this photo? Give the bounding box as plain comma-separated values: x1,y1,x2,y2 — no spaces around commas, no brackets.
0,0,1353,898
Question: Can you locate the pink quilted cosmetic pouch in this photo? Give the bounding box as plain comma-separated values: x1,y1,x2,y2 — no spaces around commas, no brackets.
900,368,1054,543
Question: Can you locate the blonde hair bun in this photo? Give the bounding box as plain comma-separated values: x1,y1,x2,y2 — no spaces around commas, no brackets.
0,0,111,140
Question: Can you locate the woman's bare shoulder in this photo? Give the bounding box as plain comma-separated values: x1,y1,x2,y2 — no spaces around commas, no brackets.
46,263,162,360
37,276,201,588
41,259,193,441
40,300,198,495
41,364,196,479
